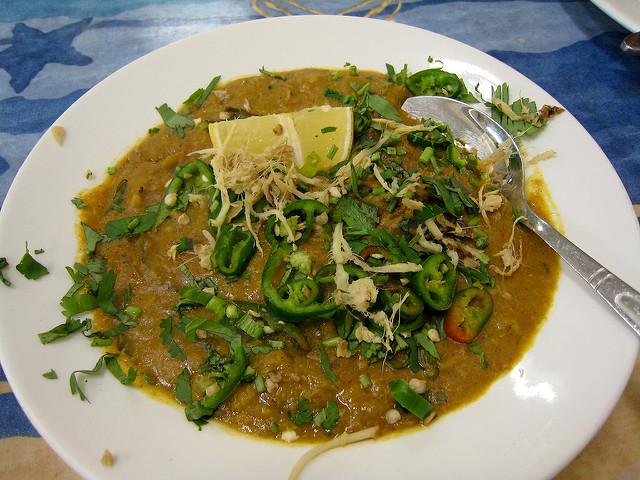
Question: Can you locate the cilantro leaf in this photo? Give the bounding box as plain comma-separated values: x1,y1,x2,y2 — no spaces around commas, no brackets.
175,236,194,253
160,317,187,361
42,369,57,380
155,104,195,139
106,179,127,214
489,83,545,137
318,343,338,387
415,331,440,360
313,399,340,432
38,318,90,344
366,93,402,121
81,223,104,255
184,75,221,109
175,368,192,404
332,197,379,238
16,245,49,280
103,204,159,240
288,398,313,425
104,355,137,385
70,354,110,402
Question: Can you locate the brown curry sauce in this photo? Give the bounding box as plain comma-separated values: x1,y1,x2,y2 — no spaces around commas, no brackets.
79,69,560,441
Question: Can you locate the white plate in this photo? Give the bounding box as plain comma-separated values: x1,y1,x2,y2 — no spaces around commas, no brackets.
0,15,638,480
592,0,640,31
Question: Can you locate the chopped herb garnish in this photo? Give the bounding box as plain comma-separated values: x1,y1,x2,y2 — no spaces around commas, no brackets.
16,244,49,280
160,317,187,361
359,374,371,389
288,398,313,425
175,368,192,404
259,67,287,81
70,354,111,402
313,399,340,432
104,355,137,385
107,166,117,175
332,197,379,238
184,75,221,109
389,379,433,420
469,343,489,368
318,343,337,387
71,197,86,209
327,144,338,160
385,63,408,85
34,248,44,255
415,331,440,360
235,314,264,339
254,375,266,393
148,127,160,134
140,372,156,385
156,103,195,139
176,236,194,253
0,258,12,287
81,223,104,255
106,179,127,213
321,126,337,133
270,421,279,433
366,93,402,122
38,318,90,344
42,369,58,380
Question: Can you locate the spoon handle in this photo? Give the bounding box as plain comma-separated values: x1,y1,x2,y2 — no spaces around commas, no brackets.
525,209,640,337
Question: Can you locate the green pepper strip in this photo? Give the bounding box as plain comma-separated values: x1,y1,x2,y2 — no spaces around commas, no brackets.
315,263,366,283
379,286,424,320
212,224,256,277
264,199,328,244
411,253,457,311
389,379,433,420
263,244,337,322
185,336,247,422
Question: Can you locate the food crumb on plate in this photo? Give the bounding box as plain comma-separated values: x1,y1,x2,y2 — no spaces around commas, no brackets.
51,125,66,146
101,449,114,467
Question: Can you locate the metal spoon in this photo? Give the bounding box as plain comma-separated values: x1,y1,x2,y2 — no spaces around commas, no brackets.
621,32,640,55
402,95,640,337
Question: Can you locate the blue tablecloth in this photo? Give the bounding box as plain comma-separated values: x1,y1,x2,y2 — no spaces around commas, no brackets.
0,1,638,478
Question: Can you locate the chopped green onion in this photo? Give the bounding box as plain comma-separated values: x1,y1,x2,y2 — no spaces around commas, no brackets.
359,374,371,389
255,375,266,394
42,369,58,380
236,314,264,339
321,126,337,133
327,144,338,160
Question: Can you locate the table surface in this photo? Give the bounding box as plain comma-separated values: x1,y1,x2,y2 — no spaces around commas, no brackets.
0,1,638,478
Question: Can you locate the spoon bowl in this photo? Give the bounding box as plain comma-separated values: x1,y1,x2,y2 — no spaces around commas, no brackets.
401,95,640,337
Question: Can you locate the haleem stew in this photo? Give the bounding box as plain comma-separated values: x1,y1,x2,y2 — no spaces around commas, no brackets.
39,65,561,448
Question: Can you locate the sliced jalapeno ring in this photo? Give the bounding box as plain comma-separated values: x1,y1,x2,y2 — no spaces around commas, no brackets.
411,253,457,311
444,287,493,343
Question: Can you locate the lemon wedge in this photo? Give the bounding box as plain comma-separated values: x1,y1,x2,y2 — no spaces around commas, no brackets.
209,106,353,176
